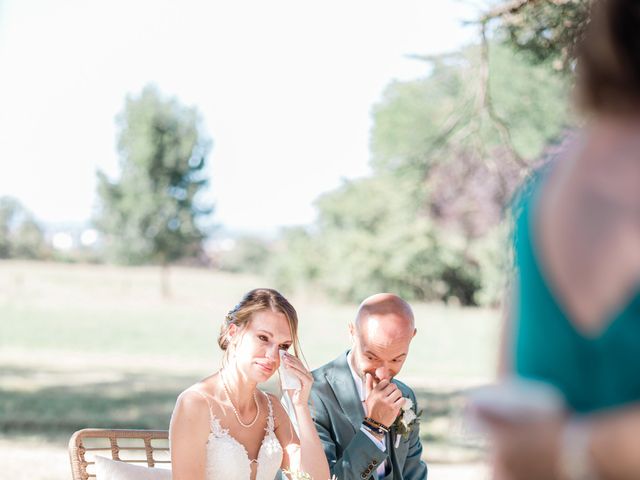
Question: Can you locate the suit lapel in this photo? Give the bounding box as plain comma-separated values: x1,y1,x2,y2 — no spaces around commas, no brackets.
325,351,364,433
388,380,408,479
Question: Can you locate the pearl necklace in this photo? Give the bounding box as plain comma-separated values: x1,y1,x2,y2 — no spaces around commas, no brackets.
220,372,260,428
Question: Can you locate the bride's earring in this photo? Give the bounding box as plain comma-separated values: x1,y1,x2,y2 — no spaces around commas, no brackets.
228,339,239,365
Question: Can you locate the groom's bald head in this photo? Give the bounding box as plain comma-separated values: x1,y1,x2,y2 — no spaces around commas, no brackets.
355,293,415,335
350,293,416,381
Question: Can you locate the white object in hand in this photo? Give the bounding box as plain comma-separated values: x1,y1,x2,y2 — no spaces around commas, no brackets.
467,377,565,427
279,349,301,390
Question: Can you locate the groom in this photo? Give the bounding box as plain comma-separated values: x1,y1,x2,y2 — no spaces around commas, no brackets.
310,293,428,480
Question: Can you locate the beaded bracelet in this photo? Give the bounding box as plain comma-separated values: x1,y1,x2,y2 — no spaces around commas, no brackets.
364,417,390,431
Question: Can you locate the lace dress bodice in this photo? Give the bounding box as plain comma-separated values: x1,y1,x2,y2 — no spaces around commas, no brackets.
193,389,283,480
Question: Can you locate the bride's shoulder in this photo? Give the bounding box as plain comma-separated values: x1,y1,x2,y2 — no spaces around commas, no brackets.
170,386,214,441
175,389,204,410
175,383,218,413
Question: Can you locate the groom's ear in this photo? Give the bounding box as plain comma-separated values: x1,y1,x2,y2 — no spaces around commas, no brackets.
348,323,355,340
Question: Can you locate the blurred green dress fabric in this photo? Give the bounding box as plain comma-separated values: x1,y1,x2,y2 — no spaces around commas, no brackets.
512,172,640,414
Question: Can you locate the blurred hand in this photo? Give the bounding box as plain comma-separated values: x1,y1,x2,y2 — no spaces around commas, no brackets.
479,408,564,480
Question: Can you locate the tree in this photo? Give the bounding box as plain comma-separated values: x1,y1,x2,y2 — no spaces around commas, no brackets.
0,197,16,258
270,42,571,305
217,235,273,274
273,5,590,305
95,85,212,295
0,196,48,259
482,0,592,73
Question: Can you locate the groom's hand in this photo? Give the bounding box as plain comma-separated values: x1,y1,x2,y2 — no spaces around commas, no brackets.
364,372,404,428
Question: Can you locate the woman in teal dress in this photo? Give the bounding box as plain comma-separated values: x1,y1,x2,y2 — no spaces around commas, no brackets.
488,0,640,478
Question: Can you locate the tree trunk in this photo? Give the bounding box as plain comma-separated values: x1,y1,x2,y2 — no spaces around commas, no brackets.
161,262,171,299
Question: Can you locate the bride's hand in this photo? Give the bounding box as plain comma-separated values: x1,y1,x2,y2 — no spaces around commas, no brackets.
281,352,313,407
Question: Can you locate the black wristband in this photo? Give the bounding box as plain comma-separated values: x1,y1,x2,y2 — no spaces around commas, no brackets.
364,416,390,431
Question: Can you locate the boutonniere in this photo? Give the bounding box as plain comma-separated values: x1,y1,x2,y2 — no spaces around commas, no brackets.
392,397,422,448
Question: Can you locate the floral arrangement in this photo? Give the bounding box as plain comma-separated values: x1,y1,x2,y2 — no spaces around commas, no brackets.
391,396,422,446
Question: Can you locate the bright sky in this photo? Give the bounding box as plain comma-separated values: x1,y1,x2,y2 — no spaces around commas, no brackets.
0,0,482,233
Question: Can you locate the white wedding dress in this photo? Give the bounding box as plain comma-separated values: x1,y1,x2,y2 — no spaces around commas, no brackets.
193,390,283,480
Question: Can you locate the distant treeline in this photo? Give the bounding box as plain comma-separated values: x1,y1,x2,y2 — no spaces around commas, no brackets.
3,0,589,306
224,1,590,306
0,197,50,260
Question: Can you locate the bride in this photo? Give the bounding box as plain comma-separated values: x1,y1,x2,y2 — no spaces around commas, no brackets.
170,288,330,480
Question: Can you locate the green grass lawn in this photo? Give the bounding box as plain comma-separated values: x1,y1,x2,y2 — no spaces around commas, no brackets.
0,260,500,380
0,260,500,468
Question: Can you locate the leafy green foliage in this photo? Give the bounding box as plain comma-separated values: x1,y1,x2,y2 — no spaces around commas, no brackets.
374,43,570,174
270,42,571,305
269,226,322,294
493,0,591,73
217,235,272,274
94,85,212,265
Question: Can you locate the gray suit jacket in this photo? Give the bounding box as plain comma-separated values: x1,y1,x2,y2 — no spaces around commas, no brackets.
309,351,428,480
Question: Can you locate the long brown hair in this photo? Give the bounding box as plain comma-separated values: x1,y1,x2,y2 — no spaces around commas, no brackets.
577,0,640,114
